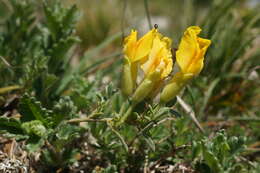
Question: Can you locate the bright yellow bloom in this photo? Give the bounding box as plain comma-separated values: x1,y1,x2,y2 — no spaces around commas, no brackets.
121,29,157,96
176,26,211,76
132,33,173,103
124,29,157,63
141,34,173,80
160,26,211,103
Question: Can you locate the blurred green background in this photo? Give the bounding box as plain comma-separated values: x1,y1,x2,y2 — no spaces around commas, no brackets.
61,0,260,46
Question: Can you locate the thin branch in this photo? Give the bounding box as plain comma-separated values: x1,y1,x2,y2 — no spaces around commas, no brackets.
67,117,112,123
121,0,128,43
0,85,21,94
144,0,152,29
177,96,205,134
115,103,136,127
0,56,12,68
129,117,176,147
107,122,129,153
67,111,106,123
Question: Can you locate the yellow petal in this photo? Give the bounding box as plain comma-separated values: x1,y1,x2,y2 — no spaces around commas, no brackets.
123,30,137,62
187,54,204,75
176,26,201,74
176,26,211,75
188,26,201,35
197,37,211,60
141,35,163,75
186,37,211,74
162,36,172,49
133,28,157,62
161,53,173,78
141,34,173,79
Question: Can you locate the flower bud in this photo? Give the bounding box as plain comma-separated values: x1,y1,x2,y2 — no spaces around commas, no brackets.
121,57,136,96
160,73,193,103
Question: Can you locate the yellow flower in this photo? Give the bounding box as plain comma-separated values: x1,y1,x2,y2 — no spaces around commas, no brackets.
132,33,173,103
124,29,157,63
160,26,211,103
121,29,157,96
176,26,211,76
141,34,173,80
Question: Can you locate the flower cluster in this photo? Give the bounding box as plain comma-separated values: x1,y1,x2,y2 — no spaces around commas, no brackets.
121,26,211,104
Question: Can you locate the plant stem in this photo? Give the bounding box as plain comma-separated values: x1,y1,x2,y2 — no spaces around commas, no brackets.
67,117,112,123
116,103,136,127
119,101,128,117
177,96,205,134
144,0,152,29
67,112,105,123
121,0,127,42
0,85,21,94
108,122,129,153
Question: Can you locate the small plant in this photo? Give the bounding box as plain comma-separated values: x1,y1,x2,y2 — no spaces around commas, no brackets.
193,130,247,173
0,0,259,172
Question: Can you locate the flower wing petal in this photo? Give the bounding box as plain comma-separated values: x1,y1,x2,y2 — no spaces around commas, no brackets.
124,30,137,62
176,26,201,74
133,29,157,62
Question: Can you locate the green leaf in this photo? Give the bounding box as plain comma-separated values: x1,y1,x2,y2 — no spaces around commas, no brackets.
143,136,155,152
52,96,78,126
53,123,84,151
41,149,57,166
25,136,45,153
202,148,222,173
197,130,247,172
62,5,79,34
43,1,61,40
228,136,246,156
92,165,118,173
192,141,202,159
19,94,51,126
78,32,122,73
56,123,82,141
199,78,220,116
48,36,80,74
56,32,121,95
21,120,47,137
61,148,79,166
195,162,212,173
0,117,27,139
